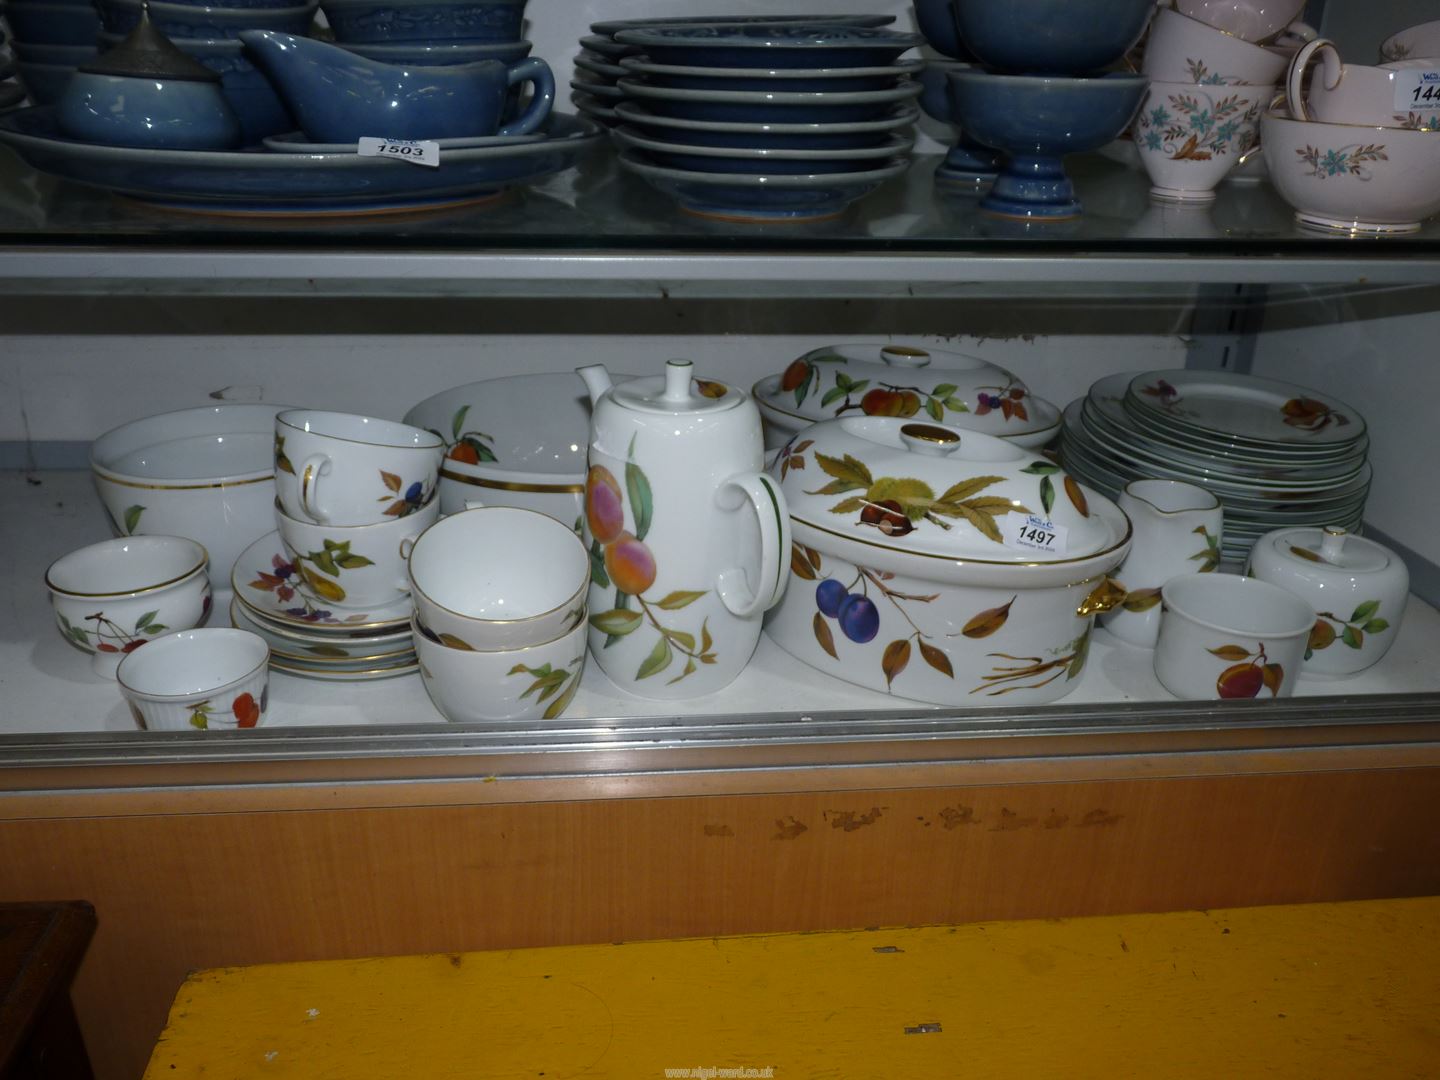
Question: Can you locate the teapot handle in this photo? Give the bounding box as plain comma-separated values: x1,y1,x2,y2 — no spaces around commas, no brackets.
714,472,791,619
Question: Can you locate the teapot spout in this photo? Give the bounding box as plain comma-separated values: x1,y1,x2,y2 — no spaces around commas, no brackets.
576,364,613,405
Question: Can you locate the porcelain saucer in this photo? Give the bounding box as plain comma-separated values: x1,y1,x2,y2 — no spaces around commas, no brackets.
231,531,414,633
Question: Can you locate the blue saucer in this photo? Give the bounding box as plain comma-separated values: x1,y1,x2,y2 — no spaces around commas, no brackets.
612,25,922,69
0,108,602,215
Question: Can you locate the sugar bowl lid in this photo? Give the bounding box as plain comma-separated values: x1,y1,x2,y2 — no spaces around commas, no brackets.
81,8,219,81
1255,525,1393,574
775,416,1120,563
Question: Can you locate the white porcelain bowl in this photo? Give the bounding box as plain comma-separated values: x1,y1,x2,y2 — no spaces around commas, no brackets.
1154,573,1313,699
415,614,587,721
406,507,589,651
1260,109,1440,234
45,535,212,676
90,404,291,586
403,372,638,525
116,627,270,730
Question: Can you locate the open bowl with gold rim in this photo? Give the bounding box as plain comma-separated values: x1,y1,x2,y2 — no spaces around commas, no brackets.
763,416,1131,706
403,372,639,528
753,342,1062,452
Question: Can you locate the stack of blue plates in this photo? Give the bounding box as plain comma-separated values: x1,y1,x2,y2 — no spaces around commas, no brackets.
593,18,922,222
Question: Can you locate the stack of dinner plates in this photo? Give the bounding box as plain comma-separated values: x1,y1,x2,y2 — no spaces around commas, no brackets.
584,15,921,221
1061,370,1369,566
229,531,417,681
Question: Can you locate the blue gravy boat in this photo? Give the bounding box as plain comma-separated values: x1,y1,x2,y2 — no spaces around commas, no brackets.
239,30,554,144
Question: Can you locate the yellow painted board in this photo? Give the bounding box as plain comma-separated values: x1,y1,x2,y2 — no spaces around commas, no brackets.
145,897,1440,1080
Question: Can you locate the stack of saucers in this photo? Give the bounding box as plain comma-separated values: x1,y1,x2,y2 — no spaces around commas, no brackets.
1061,371,1370,567
599,17,922,222
228,536,418,681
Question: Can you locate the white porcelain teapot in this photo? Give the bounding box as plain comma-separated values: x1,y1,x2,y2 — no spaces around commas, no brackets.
577,360,790,698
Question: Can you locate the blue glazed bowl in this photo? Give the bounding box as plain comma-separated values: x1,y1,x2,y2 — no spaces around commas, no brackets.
613,100,917,150
99,31,294,145
612,25,922,70
911,0,973,61
617,76,922,125
613,124,912,175
3,2,100,45
15,60,75,103
57,70,241,148
947,70,1148,218
618,148,908,222
320,0,526,44
619,55,923,93
918,60,1002,186
952,0,1156,75
95,0,318,40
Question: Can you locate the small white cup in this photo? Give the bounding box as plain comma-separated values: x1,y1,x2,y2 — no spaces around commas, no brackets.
407,506,589,651
1288,39,1440,129
1133,79,1267,201
45,535,212,676
116,627,270,730
1154,574,1313,700
275,496,439,611
274,410,443,526
1143,7,1290,85
1175,0,1306,44
415,614,587,722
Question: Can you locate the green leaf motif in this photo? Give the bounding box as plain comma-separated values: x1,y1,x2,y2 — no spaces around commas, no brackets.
926,398,944,422
1363,618,1390,634
1040,475,1055,516
134,610,158,631
312,550,339,576
336,554,374,570
627,460,654,542
820,385,848,408
1341,625,1363,650
1021,463,1061,476
829,496,867,515
590,609,642,636
451,405,470,441
656,590,706,610
589,539,610,588
811,452,873,493
667,657,698,686
1350,600,1380,624
867,477,936,511
938,475,1005,504
636,634,673,680
123,505,145,535
932,383,957,399
944,397,970,413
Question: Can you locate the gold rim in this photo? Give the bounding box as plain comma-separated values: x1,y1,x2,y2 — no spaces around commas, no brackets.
269,658,419,678
412,614,587,655
116,633,269,699
277,411,443,451
232,576,412,633
1121,479,1222,515
45,542,210,598
439,469,584,494
227,597,411,646
94,472,271,491
231,605,413,663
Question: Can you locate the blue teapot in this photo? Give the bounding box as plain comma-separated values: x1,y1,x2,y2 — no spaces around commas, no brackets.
238,30,555,144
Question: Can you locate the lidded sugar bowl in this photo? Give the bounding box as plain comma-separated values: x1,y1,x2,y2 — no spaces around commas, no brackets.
1246,526,1409,676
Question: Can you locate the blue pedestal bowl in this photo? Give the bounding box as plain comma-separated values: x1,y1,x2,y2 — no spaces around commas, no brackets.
947,70,1148,219
918,60,1000,187
952,0,1156,76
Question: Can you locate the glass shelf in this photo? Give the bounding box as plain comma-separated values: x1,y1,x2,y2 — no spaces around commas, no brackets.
4,142,1440,294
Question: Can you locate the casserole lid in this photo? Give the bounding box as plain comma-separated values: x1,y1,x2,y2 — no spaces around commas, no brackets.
775,416,1121,563
1257,526,1391,574
756,342,1056,437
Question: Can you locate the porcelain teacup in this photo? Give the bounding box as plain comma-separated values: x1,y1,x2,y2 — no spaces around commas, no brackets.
45,535,213,677
275,495,439,611
414,614,587,722
406,507,589,651
116,627,270,731
1287,39,1440,129
274,410,444,526
1143,7,1290,85
1132,79,1266,201
1381,19,1440,64
1175,0,1306,44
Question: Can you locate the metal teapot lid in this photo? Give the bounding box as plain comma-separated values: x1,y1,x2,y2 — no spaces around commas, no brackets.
80,5,220,82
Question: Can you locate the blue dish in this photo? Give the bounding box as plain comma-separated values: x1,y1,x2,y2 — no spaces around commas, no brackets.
918,60,1000,186
617,76,921,125
613,123,910,176
573,53,625,82
611,25,922,70
947,70,1148,219
592,14,895,36
911,0,973,61
95,0,318,40
612,100,916,151
952,0,1156,76
320,0,526,44
58,69,241,149
2,2,101,45
618,148,906,222
619,55,922,93
341,38,531,65
577,34,639,60
0,106,600,214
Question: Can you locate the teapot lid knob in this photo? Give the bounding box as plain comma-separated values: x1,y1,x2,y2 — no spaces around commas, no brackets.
880,345,931,369
900,422,962,457
1320,525,1347,562
662,359,693,403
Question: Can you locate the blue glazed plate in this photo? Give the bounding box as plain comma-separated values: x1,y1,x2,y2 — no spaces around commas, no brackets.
261,129,545,153
617,148,908,222
613,123,911,175
573,53,627,82
611,25,921,69
617,76,921,124
572,92,619,125
592,14,896,37
0,108,602,215
619,55,922,93
612,100,917,150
